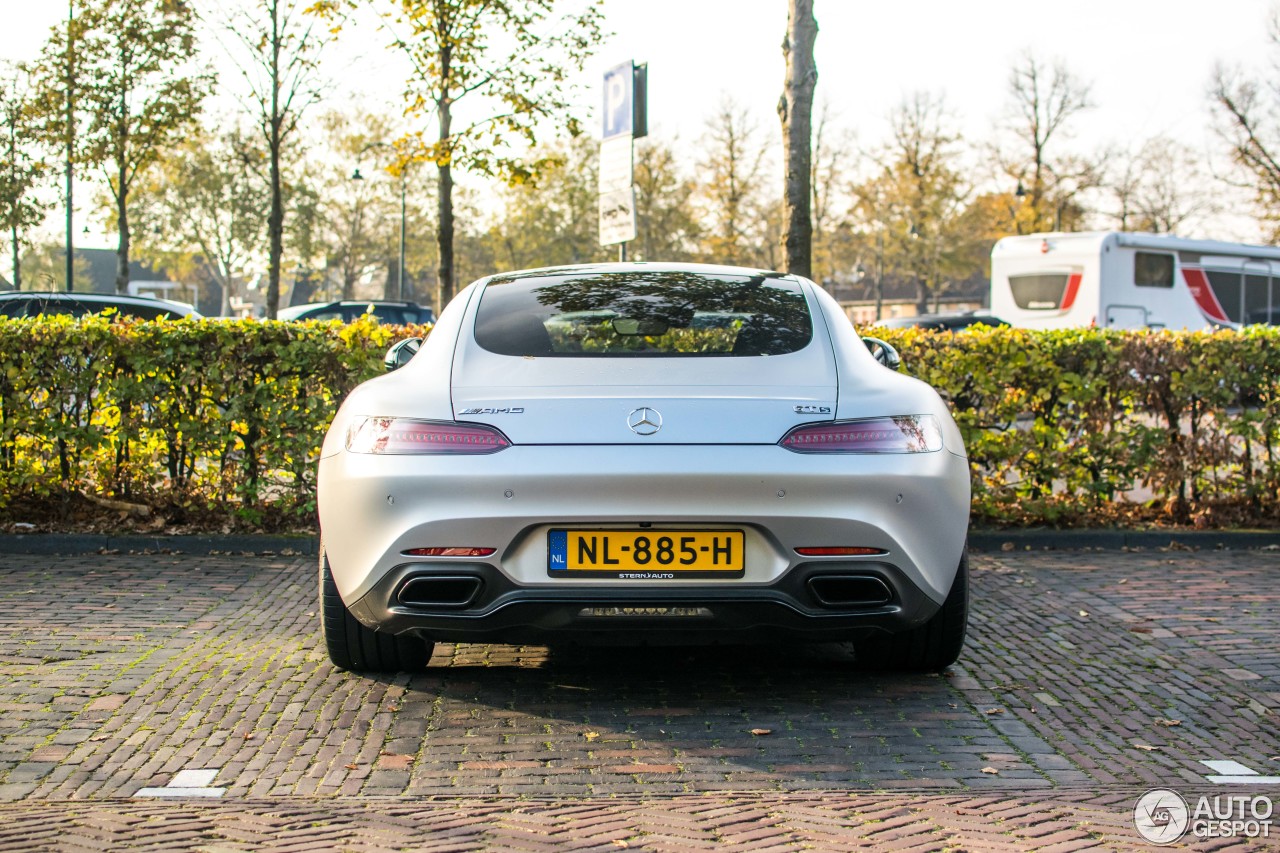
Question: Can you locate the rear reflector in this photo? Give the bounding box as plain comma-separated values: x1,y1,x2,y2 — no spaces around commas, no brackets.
794,546,887,557
779,415,942,453
347,417,511,454
403,547,497,557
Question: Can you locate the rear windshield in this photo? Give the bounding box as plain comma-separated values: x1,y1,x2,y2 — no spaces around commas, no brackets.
1008,273,1070,310
473,270,813,357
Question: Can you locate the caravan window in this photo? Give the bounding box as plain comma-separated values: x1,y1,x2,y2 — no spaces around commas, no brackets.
1204,266,1280,324
1135,252,1174,288
1008,273,1070,310
1205,270,1243,324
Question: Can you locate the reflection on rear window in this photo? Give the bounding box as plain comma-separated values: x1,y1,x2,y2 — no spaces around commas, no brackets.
474,270,813,357
1008,273,1070,310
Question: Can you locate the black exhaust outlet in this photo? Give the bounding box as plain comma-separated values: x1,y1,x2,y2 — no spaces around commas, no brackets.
807,575,893,609
398,576,483,609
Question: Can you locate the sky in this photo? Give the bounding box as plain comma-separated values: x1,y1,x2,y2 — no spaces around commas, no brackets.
3,0,1277,247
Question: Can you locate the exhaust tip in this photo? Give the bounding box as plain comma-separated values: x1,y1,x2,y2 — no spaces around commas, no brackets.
398,575,483,609
807,575,893,609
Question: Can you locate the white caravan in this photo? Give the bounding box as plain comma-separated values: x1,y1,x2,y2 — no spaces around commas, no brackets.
989,231,1280,330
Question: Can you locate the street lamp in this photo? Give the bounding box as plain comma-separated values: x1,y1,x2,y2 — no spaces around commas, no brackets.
352,142,408,301
1012,182,1028,235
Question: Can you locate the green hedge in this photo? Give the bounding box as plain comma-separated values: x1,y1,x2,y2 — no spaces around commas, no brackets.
1,317,1278,530
0,315,421,529
875,325,1280,526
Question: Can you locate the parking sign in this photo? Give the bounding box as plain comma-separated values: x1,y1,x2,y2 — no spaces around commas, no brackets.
602,62,633,139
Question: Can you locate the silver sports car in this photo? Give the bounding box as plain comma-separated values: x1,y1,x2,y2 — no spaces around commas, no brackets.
317,263,971,672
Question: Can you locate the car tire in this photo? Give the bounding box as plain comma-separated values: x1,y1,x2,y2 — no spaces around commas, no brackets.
319,545,434,673
857,547,969,672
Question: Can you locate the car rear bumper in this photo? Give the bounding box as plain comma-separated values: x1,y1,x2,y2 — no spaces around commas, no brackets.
318,443,971,640
346,558,942,645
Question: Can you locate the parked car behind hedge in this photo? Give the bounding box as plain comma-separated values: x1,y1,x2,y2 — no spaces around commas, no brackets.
875,311,1008,331
0,291,201,320
278,300,434,325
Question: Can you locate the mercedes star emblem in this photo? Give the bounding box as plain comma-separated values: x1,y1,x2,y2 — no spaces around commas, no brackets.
627,407,663,436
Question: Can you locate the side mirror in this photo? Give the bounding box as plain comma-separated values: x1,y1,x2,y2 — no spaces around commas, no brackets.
384,337,423,372
862,336,901,371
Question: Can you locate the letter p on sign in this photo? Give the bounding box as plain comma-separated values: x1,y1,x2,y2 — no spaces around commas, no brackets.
602,62,633,139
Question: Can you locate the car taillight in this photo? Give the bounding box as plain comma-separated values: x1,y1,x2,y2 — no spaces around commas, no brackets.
779,415,942,453
346,417,511,454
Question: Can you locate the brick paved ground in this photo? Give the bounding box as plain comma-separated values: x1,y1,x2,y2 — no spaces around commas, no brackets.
0,546,1276,850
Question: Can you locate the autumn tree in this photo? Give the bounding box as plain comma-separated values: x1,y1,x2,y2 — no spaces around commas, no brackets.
1211,18,1280,241
993,52,1099,233
0,63,48,290
377,0,605,312
697,98,773,266
132,125,268,316
486,135,608,270
29,0,210,294
1106,136,1211,234
633,138,702,262
778,0,817,277
809,102,857,287
309,110,402,301
851,93,971,314
225,0,340,317
17,242,92,291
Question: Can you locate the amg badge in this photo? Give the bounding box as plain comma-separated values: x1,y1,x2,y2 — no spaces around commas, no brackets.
793,405,832,414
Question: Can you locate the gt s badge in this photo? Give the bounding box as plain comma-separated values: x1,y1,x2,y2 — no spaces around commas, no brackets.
460,407,524,415
793,405,831,414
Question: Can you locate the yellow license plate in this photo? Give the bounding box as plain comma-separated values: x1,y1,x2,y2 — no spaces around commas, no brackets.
548,529,745,577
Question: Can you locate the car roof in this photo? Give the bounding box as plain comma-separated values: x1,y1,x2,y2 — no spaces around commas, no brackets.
483,261,789,285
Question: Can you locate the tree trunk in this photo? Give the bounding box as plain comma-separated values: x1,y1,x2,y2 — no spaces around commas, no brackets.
383,256,400,300
219,270,231,317
9,224,18,290
778,0,817,279
115,163,130,294
267,137,283,316
437,160,453,312
435,39,455,315
265,1,283,319
436,90,455,314
7,116,19,289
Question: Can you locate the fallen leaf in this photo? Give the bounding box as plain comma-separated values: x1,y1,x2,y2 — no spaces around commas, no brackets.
750,728,773,736
981,766,999,775
1001,541,1015,551
1130,626,1153,634
612,841,629,849
1134,743,1160,751
984,708,1005,716
1155,719,1181,727
583,731,599,741
344,763,359,770
1078,610,1089,618
1118,578,1128,584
